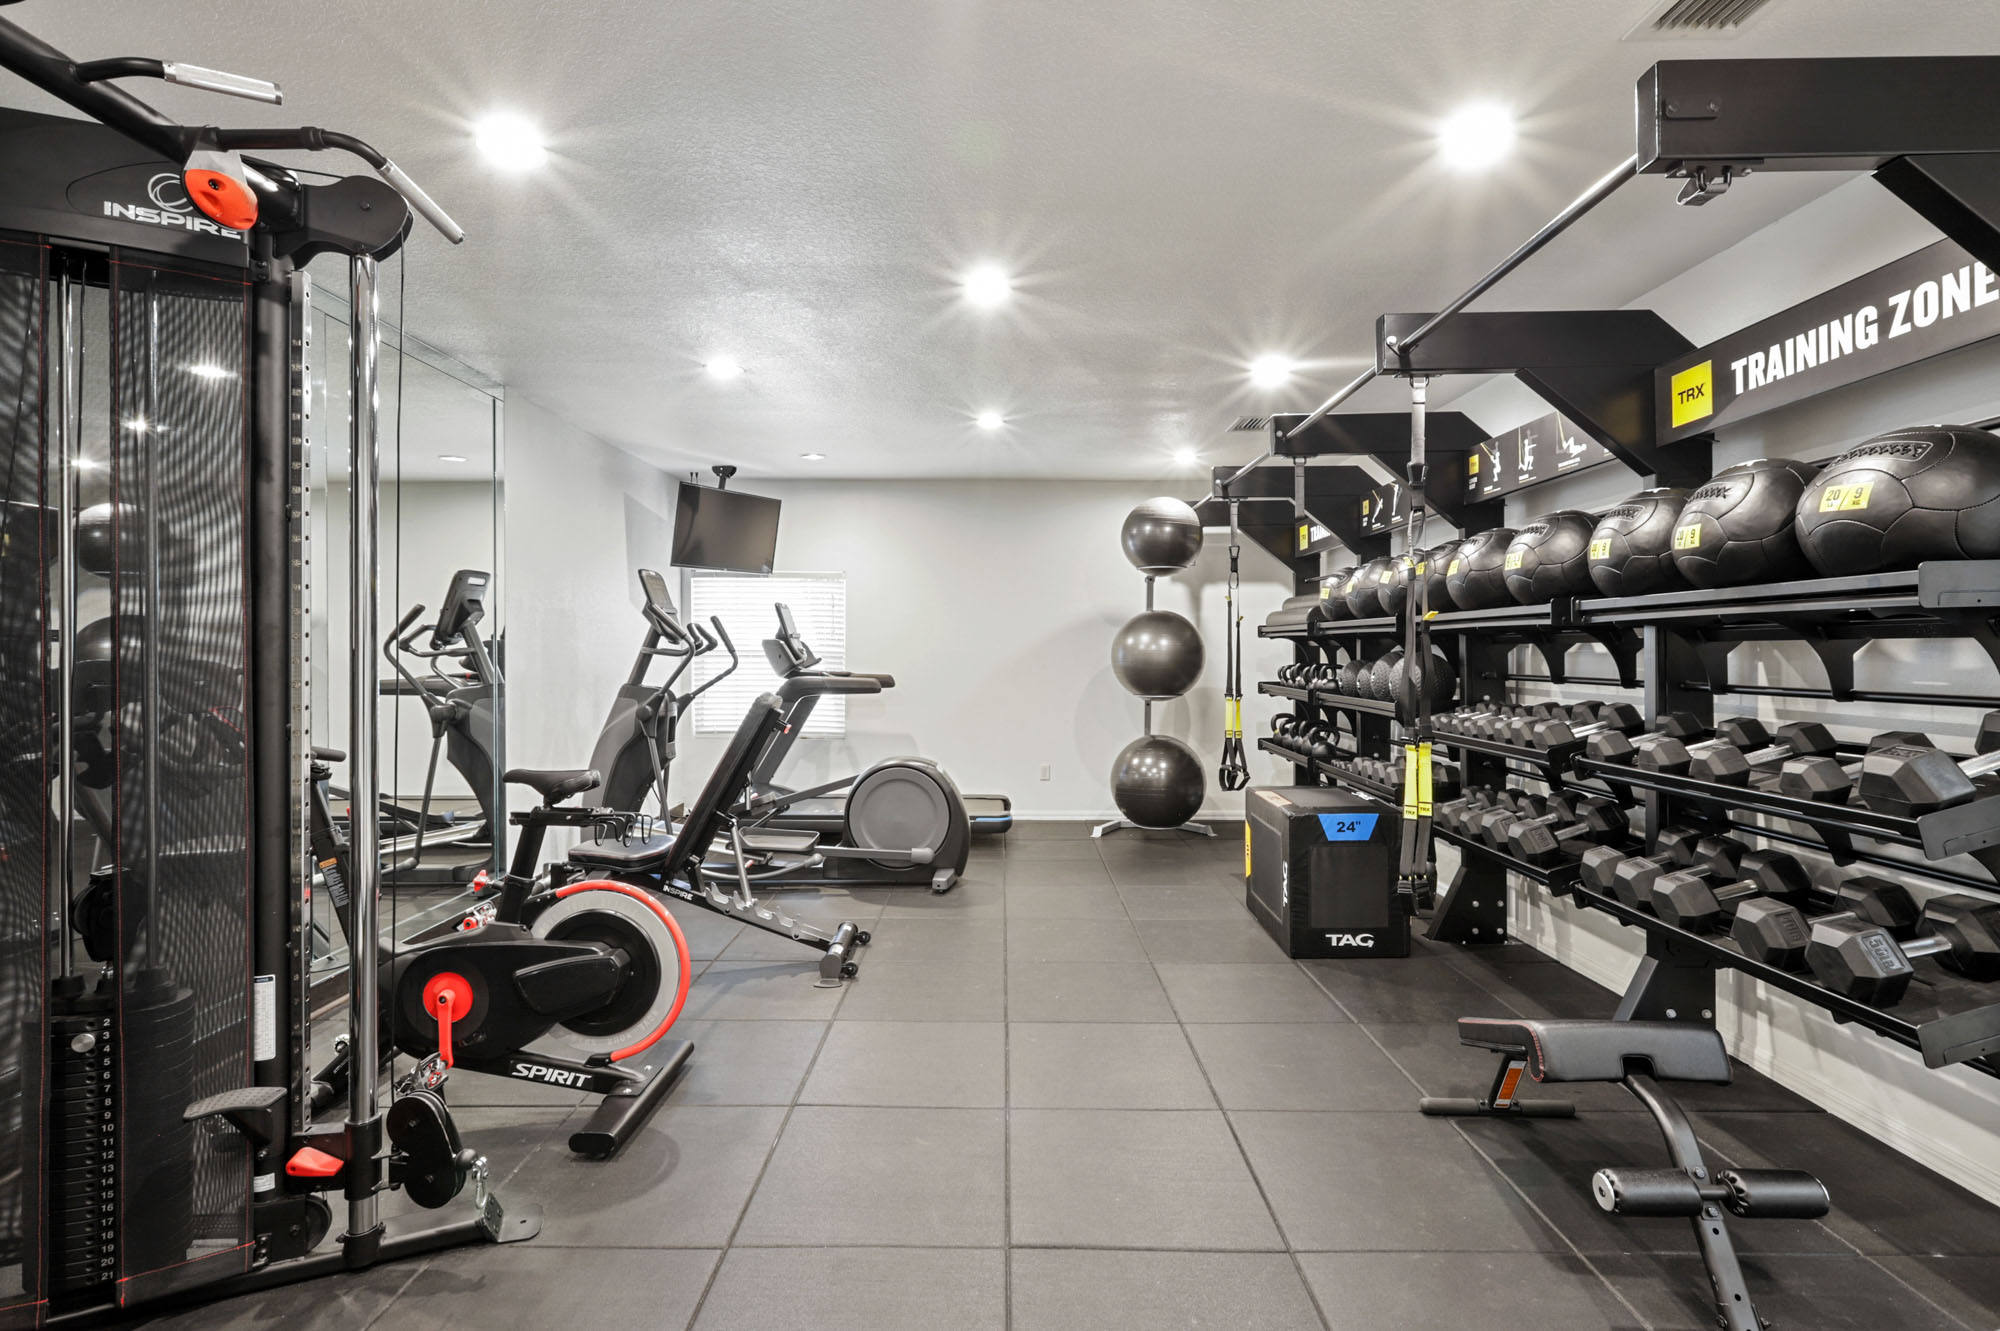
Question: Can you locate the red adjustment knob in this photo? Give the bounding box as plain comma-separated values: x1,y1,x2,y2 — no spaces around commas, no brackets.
421,971,473,1067
471,869,491,894
286,1146,343,1179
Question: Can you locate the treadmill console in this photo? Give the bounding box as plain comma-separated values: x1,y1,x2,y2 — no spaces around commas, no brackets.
769,603,821,674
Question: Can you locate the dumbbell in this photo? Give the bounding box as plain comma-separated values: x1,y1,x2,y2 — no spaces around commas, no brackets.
1580,712,1708,767
1575,824,1704,899
1526,701,1643,751
1687,720,1838,787
1630,717,1780,777
1731,876,1923,970
1506,796,1628,867
1436,788,1501,835
1647,848,1813,932
1476,791,1587,850
1585,827,1732,908
1467,792,1550,846
1734,889,2000,1005
1773,730,1932,805
1777,722,1994,812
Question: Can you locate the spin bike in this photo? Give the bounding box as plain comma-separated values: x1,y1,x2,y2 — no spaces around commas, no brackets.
310,619,696,1159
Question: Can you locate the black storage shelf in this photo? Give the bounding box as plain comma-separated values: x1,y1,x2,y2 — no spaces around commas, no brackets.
1256,680,1402,718
1312,613,1400,639
1260,681,1312,702
1258,736,1315,769
1569,754,2000,872
1435,731,1574,778
1258,623,1311,640
1434,824,1585,894
1426,599,1578,635
1575,561,2000,633
1315,758,1398,803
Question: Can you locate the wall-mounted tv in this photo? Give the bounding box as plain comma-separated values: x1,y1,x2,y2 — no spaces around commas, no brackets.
671,481,781,574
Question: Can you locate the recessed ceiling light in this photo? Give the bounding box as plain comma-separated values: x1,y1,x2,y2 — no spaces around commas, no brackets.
437,454,468,463
705,354,743,381
799,452,826,461
1174,447,1199,468
962,263,1013,309
1438,102,1515,171
123,418,147,433
975,410,1005,431
474,112,548,171
187,362,233,379
73,456,102,469
1249,354,1295,389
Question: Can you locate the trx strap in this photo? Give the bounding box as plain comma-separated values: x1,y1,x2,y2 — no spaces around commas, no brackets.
1219,493,1248,791
1394,375,1437,912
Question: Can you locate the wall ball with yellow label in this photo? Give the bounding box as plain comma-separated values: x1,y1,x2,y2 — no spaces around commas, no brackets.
1794,424,2000,578
1586,488,1690,598
1443,527,1516,611
1503,509,1599,604
1343,556,1397,618
1419,542,1460,614
1318,567,1355,621
1669,457,1822,589
1379,543,1461,617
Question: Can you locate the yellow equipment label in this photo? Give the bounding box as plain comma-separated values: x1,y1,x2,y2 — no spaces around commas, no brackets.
1504,551,1523,570
1360,498,1370,516
1400,743,1434,818
1673,522,1702,551
1297,521,1310,552
1818,481,1874,512
1588,538,1611,560
1225,697,1241,735
1414,561,1427,575
1448,559,1461,575
1243,822,1252,878
1670,360,1714,428
1467,455,1479,475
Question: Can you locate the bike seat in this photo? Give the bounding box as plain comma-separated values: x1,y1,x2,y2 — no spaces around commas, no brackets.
504,767,600,804
569,831,675,870
1455,1018,1731,1085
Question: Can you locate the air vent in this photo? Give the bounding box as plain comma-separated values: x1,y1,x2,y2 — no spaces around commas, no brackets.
1229,416,1270,432
1628,0,1775,37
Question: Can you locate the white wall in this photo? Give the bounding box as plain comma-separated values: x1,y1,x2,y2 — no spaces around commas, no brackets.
665,479,1297,820
1432,176,2000,1203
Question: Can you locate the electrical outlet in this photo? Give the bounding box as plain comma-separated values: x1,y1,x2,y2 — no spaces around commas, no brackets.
1039,764,1052,781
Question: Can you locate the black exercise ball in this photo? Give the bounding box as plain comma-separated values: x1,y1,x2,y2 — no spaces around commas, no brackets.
74,615,119,715
1110,734,1205,829
1504,511,1598,604
1343,557,1394,618
1443,529,1515,610
1120,498,1204,575
1110,610,1204,699
1366,647,1404,700
1587,489,1690,598
1374,648,1457,710
1671,457,1822,589
1319,567,1355,620
75,502,126,578
1335,659,1366,695
1795,425,2000,577
1418,543,1459,614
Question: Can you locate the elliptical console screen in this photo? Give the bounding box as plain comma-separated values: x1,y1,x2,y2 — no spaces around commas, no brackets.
638,567,684,639
671,481,780,574
431,569,489,650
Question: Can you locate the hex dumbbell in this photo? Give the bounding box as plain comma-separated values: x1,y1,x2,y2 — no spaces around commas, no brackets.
1507,797,1628,867
1527,701,1644,752
1734,889,2000,1005
1647,849,1813,932
1687,721,1838,787
1581,712,1708,767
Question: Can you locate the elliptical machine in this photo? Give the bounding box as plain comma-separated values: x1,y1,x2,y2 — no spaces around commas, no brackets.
381,568,504,885
735,603,975,893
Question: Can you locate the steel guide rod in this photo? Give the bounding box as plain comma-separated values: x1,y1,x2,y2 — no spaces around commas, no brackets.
344,252,383,1245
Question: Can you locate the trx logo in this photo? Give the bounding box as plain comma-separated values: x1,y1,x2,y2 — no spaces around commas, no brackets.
1670,360,1714,428
1325,932,1377,948
1817,481,1873,512
513,1063,590,1087
1690,481,1735,501
1845,440,1931,462
1602,505,1641,523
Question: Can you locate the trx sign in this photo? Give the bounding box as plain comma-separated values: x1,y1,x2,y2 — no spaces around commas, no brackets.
1657,238,2000,443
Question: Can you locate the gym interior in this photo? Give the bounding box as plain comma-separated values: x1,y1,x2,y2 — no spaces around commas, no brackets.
2,1,1999,1328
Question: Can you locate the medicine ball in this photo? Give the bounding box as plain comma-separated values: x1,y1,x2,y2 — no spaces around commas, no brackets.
1120,498,1204,574
1344,557,1395,618
1794,424,2000,577
1418,542,1459,614
1670,457,1822,589
1443,528,1515,611
1334,659,1366,695
1587,488,1690,598
1375,554,1416,617
1503,510,1598,604
1319,567,1355,620
1371,647,1457,710
1365,648,1404,700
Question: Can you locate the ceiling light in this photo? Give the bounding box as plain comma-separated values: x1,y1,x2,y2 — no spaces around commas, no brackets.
437,454,468,463
799,452,826,461
975,410,1005,431
961,263,1013,309
1174,447,1199,469
187,362,233,379
73,456,102,469
1249,354,1295,389
123,418,147,433
1438,102,1516,171
705,354,743,381
473,112,547,171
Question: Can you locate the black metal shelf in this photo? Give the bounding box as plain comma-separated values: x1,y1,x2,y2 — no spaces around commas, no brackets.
1576,561,2000,631
1434,825,1585,894
1256,680,1402,718
1259,681,1312,702
1258,736,1315,769
1257,623,1311,641
1427,599,1579,634
1311,613,1401,639
1569,754,2000,875
1314,758,1399,802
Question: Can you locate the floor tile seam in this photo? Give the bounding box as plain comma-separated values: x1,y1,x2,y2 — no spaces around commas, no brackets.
359,1255,441,1330
681,979,849,1331
1294,960,1657,1327
1174,939,1335,1331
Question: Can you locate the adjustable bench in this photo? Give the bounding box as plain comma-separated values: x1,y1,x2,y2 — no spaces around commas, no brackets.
1428,1017,1829,1331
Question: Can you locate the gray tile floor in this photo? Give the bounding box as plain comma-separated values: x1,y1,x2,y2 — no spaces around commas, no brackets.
142,822,2000,1330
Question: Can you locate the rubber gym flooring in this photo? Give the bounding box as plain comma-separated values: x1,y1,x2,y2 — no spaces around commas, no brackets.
140,822,2000,1330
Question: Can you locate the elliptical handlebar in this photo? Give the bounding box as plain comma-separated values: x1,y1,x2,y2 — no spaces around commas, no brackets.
682,617,738,705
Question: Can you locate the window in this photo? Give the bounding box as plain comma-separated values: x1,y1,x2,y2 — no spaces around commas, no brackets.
687,571,847,736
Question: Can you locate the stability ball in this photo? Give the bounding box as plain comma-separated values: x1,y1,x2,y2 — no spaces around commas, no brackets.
1121,497,1204,574
75,502,123,578
1110,734,1205,829
1110,609,1204,699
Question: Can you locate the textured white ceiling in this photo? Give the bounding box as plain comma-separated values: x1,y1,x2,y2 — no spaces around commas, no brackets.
5,0,1998,479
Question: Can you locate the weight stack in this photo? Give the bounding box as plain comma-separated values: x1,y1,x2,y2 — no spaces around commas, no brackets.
1244,786,1407,958
45,977,115,1295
